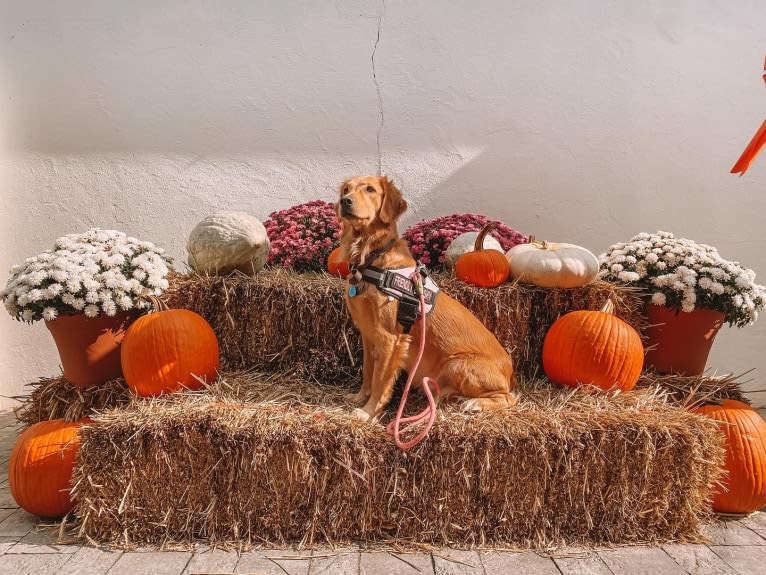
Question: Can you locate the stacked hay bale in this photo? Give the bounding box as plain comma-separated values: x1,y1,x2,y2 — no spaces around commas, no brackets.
71,373,724,549
161,270,646,383
14,269,742,549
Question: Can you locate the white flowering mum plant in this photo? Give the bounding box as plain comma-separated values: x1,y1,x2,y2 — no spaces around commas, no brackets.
1,228,172,323
599,231,766,328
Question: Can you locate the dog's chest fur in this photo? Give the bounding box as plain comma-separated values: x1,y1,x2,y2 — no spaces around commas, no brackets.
345,282,400,335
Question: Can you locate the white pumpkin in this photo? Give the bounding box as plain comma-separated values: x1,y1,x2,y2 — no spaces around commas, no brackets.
505,238,599,288
186,211,270,275
445,231,504,269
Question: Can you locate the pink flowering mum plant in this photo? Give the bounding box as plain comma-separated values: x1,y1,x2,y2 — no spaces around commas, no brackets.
264,200,342,272
403,213,528,271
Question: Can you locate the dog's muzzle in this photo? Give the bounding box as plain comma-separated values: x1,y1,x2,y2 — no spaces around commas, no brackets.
339,196,356,218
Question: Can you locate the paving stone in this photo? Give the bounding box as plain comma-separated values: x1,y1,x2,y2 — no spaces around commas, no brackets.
183,548,239,574
553,552,613,575
481,550,559,574
310,548,360,574
0,442,17,456
106,550,192,575
235,549,311,574
0,433,19,448
738,511,766,530
0,511,15,526
0,553,71,575
0,412,18,429
0,537,19,556
0,486,17,510
662,544,738,574
709,545,766,575
0,508,36,537
0,415,19,427
0,420,17,430
598,546,687,575
432,549,482,574
360,551,434,574
55,546,124,574
8,528,81,554
702,521,766,545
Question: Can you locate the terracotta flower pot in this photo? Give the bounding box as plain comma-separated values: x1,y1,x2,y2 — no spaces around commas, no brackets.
45,312,136,386
643,304,725,376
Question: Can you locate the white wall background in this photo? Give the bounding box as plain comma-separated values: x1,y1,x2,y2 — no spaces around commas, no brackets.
1,1,765,409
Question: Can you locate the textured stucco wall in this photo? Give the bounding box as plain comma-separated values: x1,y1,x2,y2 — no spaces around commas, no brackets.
1,1,765,408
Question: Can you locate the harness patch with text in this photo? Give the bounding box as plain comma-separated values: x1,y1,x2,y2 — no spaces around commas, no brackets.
359,265,439,333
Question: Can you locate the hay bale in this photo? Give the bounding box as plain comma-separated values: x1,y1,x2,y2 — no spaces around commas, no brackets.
14,376,132,427
635,372,751,408
164,270,644,382
72,372,724,549
165,270,361,383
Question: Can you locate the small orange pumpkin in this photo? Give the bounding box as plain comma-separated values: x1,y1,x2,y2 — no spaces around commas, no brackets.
542,300,643,392
693,399,766,513
327,246,349,278
120,298,220,397
8,419,85,517
455,222,510,287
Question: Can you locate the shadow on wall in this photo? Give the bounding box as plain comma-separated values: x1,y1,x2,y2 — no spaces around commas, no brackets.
402,126,743,257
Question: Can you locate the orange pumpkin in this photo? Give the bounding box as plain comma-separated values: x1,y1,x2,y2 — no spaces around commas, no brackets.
327,246,349,278
455,222,510,287
121,300,219,397
8,419,85,517
542,300,643,392
693,399,766,513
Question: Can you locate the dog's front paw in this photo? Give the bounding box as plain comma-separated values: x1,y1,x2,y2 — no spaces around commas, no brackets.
458,397,482,413
351,407,373,422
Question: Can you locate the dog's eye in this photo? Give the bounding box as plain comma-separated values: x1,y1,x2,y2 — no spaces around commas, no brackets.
342,186,349,195
365,186,376,193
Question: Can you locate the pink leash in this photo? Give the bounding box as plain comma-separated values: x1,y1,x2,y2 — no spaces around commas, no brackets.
385,271,441,450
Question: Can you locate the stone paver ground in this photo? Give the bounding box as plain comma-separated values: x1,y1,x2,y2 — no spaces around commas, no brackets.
0,409,764,574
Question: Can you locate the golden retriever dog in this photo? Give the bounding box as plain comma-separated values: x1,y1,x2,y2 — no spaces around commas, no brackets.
337,175,518,422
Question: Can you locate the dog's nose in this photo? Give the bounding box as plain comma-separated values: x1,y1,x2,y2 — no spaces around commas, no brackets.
340,196,353,209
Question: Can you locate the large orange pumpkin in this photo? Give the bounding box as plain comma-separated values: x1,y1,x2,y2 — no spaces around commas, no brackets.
542,300,643,392
693,399,766,513
327,246,349,278
121,301,219,397
455,222,510,287
8,419,84,517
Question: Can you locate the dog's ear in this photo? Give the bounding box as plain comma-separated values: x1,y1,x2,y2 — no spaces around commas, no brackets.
378,177,408,224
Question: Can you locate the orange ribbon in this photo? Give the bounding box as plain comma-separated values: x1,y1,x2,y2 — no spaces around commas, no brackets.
730,54,766,176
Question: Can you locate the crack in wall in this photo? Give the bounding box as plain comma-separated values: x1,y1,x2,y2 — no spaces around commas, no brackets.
371,0,385,175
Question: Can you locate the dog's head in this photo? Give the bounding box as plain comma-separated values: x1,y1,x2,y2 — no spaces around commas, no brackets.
336,176,408,231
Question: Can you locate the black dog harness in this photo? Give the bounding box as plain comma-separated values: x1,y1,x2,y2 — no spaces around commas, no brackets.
348,260,440,333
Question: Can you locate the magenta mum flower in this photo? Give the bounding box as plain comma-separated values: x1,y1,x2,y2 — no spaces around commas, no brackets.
264,200,342,272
